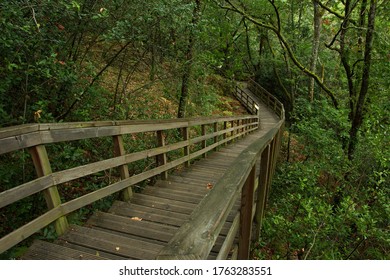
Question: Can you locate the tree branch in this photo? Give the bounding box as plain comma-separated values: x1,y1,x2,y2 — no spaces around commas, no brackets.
222,0,339,108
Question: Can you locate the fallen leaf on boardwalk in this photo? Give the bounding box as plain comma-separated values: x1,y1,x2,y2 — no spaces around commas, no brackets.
96,251,100,256
115,247,120,251
206,183,213,190
131,217,143,221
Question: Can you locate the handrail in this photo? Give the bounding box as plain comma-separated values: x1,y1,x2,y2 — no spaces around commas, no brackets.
233,86,259,116
156,81,285,260
248,79,285,120
0,86,261,254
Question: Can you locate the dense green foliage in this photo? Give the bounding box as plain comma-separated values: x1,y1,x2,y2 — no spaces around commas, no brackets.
0,0,388,259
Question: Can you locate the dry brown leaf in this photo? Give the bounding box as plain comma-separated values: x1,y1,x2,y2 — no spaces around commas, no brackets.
206,183,213,190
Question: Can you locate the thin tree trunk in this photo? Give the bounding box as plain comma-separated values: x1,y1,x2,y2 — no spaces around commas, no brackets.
348,0,377,159
178,0,201,119
308,0,324,101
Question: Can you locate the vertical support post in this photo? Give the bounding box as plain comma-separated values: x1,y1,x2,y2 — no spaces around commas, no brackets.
238,164,256,260
182,127,190,167
254,144,271,238
29,145,68,235
113,135,133,201
230,120,235,143
213,122,218,151
223,121,228,146
265,137,277,202
156,130,168,180
201,124,207,158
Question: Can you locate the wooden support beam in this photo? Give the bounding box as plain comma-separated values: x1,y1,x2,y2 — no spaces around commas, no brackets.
113,135,132,201
213,122,218,151
156,131,168,180
201,124,206,158
230,121,235,143
29,145,68,236
238,164,256,260
182,127,190,167
254,144,271,238
223,121,228,146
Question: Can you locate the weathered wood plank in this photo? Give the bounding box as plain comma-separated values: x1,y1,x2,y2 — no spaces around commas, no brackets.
153,181,208,194
238,164,256,260
28,145,68,235
113,135,132,201
59,225,163,260
87,212,176,242
142,187,204,204
109,201,188,227
55,240,127,260
21,240,107,260
130,193,196,214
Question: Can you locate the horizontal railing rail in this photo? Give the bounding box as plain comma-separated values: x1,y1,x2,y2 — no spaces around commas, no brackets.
157,81,285,260
233,86,259,116
248,79,285,120
0,86,261,255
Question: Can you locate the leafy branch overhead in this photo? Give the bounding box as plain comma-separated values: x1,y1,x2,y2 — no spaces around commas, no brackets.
219,0,339,108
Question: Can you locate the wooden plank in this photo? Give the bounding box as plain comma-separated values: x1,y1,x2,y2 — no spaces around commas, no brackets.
0,124,39,139
59,225,163,260
55,240,127,260
142,187,204,204
21,240,107,260
182,127,190,167
156,130,168,180
153,181,208,195
130,193,196,215
29,145,68,235
0,175,53,208
238,165,256,260
217,214,240,260
168,175,218,186
113,135,132,201
87,212,176,242
254,144,271,238
0,132,42,154
109,201,188,227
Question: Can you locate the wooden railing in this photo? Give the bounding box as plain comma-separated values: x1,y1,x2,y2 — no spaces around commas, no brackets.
0,88,261,254
234,85,259,116
156,81,285,260
248,79,285,120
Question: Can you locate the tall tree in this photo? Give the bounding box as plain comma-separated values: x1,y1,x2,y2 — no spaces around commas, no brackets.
308,0,325,101
178,0,202,118
347,0,377,159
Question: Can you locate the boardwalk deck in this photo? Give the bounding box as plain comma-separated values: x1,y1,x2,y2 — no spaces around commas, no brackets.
21,84,280,260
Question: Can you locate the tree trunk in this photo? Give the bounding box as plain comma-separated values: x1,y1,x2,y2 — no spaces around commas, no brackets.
177,0,201,119
308,0,324,101
348,0,377,159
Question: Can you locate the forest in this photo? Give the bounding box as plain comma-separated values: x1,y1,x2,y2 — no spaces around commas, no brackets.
0,0,388,259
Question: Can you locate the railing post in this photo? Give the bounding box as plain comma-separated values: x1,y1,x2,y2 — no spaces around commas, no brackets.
254,144,271,239
223,121,228,146
29,145,69,236
113,135,133,201
238,164,256,260
182,127,190,167
156,130,168,180
213,122,218,151
201,124,207,158
230,120,235,143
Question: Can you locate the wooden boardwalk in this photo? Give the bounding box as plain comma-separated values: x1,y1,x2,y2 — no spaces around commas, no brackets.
21,84,280,260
